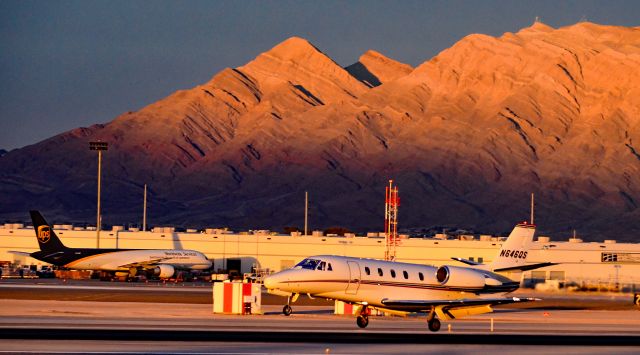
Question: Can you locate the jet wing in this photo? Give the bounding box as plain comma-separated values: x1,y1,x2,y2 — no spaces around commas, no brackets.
451,257,482,266
493,262,557,272
381,296,539,312
118,258,173,269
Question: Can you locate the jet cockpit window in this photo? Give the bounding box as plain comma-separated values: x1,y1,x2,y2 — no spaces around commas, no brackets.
327,263,333,271
316,261,327,271
295,258,321,270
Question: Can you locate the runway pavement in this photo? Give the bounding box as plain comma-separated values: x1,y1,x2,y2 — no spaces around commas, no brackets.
1,278,637,308
1,278,639,353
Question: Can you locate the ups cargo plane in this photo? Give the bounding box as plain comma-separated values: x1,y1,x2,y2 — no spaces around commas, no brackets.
19,211,212,279
264,222,555,331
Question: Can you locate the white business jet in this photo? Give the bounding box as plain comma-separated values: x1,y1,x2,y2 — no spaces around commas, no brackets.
263,222,554,331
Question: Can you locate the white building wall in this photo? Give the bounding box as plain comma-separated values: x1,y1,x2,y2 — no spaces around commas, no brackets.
1,227,640,286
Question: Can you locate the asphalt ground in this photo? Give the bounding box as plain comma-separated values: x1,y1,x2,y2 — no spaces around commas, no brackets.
1,279,639,353
0,278,330,305
1,328,639,345
0,278,638,309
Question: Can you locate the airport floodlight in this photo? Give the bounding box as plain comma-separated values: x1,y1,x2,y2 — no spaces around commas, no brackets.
89,141,109,151
89,141,108,248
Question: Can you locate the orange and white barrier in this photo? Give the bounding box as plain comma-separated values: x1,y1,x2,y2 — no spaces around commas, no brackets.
334,300,385,316
213,281,262,314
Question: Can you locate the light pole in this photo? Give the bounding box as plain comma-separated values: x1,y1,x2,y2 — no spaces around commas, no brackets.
304,191,308,236
142,183,147,232
89,141,108,248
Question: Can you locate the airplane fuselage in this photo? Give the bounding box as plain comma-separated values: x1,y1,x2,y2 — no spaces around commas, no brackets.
31,248,212,271
264,255,518,311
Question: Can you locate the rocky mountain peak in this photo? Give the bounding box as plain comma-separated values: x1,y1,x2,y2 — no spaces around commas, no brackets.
239,36,369,104
259,36,326,60
520,20,554,33
1,23,639,240
346,50,413,87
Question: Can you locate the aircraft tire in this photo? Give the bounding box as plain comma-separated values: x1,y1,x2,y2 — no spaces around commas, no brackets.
356,315,369,328
428,318,441,332
283,305,292,316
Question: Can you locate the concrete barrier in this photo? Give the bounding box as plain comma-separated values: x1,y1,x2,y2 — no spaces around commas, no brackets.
213,281,261,314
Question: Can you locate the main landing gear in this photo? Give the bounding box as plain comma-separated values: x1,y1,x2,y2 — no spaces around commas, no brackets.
356,315,369,328
428,318,441,332
427,306,441,332
356,306,369,328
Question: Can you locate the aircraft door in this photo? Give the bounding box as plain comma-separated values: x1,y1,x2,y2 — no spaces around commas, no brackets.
345,261,361,294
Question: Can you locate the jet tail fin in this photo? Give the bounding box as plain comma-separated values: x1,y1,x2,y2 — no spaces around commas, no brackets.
489,222,536,272
29,210,68,252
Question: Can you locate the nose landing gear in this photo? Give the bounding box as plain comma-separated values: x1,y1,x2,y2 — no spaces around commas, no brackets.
282,304,292,316
282,294,297,316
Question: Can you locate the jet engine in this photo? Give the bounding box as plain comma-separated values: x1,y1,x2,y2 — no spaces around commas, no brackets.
435,265,486,288
154,264,176,279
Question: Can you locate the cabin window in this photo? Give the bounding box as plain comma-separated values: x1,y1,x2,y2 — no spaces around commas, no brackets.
377,268,383,277
295,258,320,270
390,269,396,278
403,270,408,279
364,267,370,275
418,272,424,281
327,263,333,271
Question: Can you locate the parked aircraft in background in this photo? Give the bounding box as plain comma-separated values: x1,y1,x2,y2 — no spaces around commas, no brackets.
264,222,555,331
16,211,212,279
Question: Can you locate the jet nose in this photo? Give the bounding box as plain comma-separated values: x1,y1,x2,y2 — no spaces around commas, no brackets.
263,274,277,289
264,271,289,290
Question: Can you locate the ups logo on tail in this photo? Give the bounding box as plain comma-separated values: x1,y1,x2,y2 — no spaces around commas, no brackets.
37,226,51,243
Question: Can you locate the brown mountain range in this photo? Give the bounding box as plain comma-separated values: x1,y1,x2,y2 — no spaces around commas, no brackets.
1,22,639,240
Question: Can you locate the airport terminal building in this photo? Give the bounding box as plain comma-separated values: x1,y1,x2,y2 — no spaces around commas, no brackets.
1,223,639,290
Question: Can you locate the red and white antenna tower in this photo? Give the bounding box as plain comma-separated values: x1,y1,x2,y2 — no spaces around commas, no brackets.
384,180,400,261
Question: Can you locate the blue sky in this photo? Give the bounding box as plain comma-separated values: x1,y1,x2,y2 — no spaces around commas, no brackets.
1,0,638,150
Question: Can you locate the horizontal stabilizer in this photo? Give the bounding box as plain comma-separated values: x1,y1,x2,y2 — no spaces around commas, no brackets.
451,257,482,266
493,262,557,273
